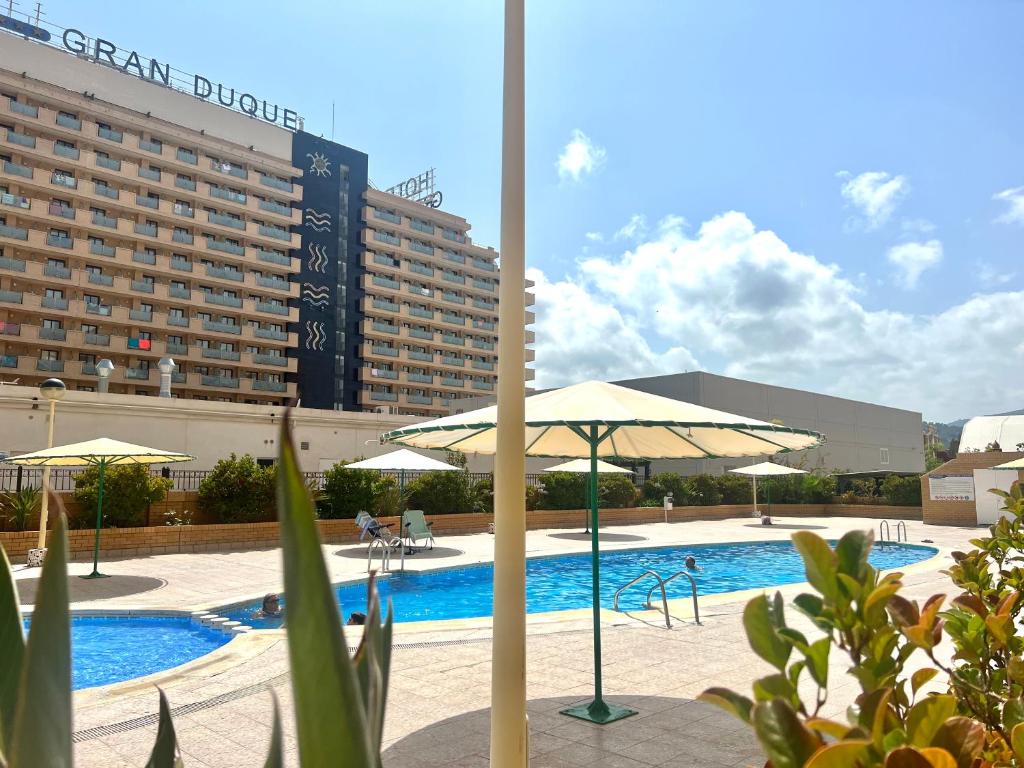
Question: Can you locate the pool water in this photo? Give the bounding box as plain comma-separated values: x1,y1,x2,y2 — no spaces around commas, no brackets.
23,616,231,690
227,539,936,628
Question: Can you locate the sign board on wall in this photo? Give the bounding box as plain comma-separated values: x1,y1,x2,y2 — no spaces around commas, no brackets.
928,475,975,502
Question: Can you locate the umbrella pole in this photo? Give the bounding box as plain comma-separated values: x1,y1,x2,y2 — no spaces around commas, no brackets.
81,459,109,579
583,479,590,534
562,427,636,724
753,475,758,517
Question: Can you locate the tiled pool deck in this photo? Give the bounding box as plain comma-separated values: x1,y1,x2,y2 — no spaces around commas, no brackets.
11,515,975,767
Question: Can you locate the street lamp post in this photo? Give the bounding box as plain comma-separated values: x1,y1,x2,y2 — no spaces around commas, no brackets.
28,377,66,566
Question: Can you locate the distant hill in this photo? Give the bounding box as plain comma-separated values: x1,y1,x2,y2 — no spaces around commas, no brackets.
926,408,1024,449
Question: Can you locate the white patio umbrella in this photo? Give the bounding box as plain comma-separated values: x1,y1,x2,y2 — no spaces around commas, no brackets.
729,461,808,516
382,379,824,724
542,458,633,533
5,437,194,578
344,448,461,493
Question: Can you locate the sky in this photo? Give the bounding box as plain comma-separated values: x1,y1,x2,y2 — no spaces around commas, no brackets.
28,0,1024,422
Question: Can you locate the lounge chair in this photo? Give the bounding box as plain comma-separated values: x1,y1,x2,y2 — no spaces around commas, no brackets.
360,514,404,572
402,509,434,552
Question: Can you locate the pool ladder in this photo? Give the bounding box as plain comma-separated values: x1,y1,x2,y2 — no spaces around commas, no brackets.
367,537,405,573
612,568,701,628
879,520,908,543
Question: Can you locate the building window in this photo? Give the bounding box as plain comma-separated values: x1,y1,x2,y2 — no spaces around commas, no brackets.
880,448,890,466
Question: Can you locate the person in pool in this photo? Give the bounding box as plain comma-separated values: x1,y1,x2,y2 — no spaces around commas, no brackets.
253,593,283,620
685,555,701,571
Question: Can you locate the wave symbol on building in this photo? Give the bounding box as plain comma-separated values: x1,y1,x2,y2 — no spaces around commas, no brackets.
306,243,328,273
304,208,332,232
301,283,330,308
304,320,325,351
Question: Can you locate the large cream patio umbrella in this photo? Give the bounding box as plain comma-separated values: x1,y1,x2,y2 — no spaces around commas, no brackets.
543,458,633,533
729,461,808,516
6,438,194,578
382,379,824,724
343,448,461,495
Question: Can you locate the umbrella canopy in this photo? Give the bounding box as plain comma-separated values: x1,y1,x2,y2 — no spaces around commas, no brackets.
5,438,193,578
6,437,194,466
993,457,1024,470
343,448,460,472
542,458,633,474
729,461,808,477
381,380,824,458
383,380,823,725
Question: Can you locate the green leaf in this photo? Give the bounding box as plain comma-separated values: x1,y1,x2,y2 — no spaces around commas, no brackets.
753,673,795,702
144,689,181,768
1005,697,1024,733
263,694,283,768
793,593,824,620
932,717,984,768
743,594,792,671
792,532,839,600
276,413,375,766
836,530,873,578
352,575,392,760
0,545,26,753
805,637,830,688
805,740,870,768
9,516,71,768
884,746,935,767
865,582,902,625
911,668,938,695
906,695,956,747
698,688,754,724
752,699,821,768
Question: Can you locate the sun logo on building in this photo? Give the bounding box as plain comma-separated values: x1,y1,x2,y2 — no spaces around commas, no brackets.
306,152,331,177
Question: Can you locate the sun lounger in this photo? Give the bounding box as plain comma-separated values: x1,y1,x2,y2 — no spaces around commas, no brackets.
402,509,434,552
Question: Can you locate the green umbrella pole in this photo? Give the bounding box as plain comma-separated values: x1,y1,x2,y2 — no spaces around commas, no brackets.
81,459,109,579
561,425,636,724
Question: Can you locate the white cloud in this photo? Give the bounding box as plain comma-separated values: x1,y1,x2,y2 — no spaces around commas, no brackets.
530,211,1024,421
556,129,606,182
994,186,1024,225
901,218,936,235
613,214,647,241
584,231,603,242
886,239,943,289
838,170,910,230
978,262,1015,287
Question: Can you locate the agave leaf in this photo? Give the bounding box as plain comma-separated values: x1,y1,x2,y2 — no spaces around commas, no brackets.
0,546,25,754
276,413,375,766
9,516,71,768
263,693,283,768
352,576,393,765
144,689,182,768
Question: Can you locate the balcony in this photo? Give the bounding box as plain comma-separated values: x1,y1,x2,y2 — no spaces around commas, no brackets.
56,113,80,130
441,377,464,388
374,254,400,268
172,230,194,245
409,263,434,277
0,355,17,368
258,199,290,216
171,372,186,384
84,333,110,346
170,257,192,271
211,187,247,205
442,313,465,325
441,356,464,367
1,161,30,184
472,360,495,371
169,286,191,299
173,203,195,218
442,334,465,346
97,126,123,142
407,285,432,298
473,280,495,292
40,327,66,341
373,321,400,335
254,327,287,341
43,264,71,279
373,208,402,225
408,395,433,405
443,272,466,284
253,379,287,392
408,373,433,384
51,173,77,189
410,307,433,319
131,280,155,294
133,251,157,265
443,230,467,243
410,220,434,234
409,241,434,256
0,290,23,305
259,174,292,192
10,100,37,117
0,224,28,240
204,293,242,308
125,368,150,380
371,345,399,358
87,272,113,286
371,368,398,380
256,275,289,290
373,299,399,312
7,130,35,148
53,144,79,160
443,251,466,264
255,301,289,316
253,353,287,366
91,211,118,228
257,224,290,241
207,265,244,282
473,299,494,311
208,212,244,230
137,194,159,209
96,155,121,171
472,381,495,391
134,223,158,237
373,231,401,247
41,295,69,310
473,259,496,272
89,242,115,258
473,339,495,350
408,350,432,362
409,328,432,340
202,320,241,335
48,203,75,220
166,342,187,355
202,347,241,361
90,182,117,200
85,303,112,316
442,292,465,305
0,256,25,272
175,176,197,191
370,391,398,402
128,309,153,322
176,148,197,165
168,315,189,327
256,250,291,266
207,238,244,256
202,374,239,389
473,319,496,331
211,161,248,180
139,138,162,154
37,359,65,373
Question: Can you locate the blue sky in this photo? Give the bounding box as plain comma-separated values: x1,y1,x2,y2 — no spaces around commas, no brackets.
31,1,1024,421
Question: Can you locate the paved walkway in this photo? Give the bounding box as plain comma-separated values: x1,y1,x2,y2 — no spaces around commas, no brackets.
10,516,975,767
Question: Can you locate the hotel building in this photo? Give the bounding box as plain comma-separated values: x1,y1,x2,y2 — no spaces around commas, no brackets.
0,22,532,414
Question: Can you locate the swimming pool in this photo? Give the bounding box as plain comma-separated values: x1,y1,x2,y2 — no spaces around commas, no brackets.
23,616,231,690
226,539,937,628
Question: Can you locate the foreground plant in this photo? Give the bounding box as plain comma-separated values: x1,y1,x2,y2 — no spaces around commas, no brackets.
0,412,392,766
702,483,1024,767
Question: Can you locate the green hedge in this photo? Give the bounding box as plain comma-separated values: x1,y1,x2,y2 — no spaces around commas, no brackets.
321,460,396,519
74,464,173,528
198,454,276,523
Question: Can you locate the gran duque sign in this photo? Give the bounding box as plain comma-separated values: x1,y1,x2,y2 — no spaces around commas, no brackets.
0,15,300,130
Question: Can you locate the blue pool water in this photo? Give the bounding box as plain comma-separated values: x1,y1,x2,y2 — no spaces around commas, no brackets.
226,539,937,629
23,616,230,690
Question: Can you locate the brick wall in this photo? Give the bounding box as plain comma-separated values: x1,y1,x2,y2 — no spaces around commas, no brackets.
921,452,1024,527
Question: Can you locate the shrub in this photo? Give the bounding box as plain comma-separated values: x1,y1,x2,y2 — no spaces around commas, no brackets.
716,474,752,505
538,472,586,509
197,454,276,523
321,460,395,519
643,472,689,503
800,472,836,503
685,474,722,506
880,474,922,506
0,487,40,532
371,482,404,518
472,477,494,514
598,475,638,508
405,470,474,515
72,465,172,528
525,484,544,511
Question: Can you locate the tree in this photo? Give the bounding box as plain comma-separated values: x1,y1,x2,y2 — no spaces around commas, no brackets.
197,454,276,523
321,459,395,519
73,465,172,528
405,470,473,515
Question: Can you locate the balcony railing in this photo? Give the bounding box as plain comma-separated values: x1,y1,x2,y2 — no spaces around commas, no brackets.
253,380,287,392
0,256,26,272
208,212,244,230
96,155,121,171
97,126,123,142
374,254,400,268
89,242,115,258
473,360,495,371
408,350,433,362
128,309,153,321
441,357,464,367
46,234,73,249
87,272,113,286
409,263,434,277
371,345,398,358
169,286,191,299
84,333,110,346
131,280,155,294
204,293,242,308
257,224,290,241
441,377,464,388
85,303,112,316
94,183,118,200
473,280,495,292
373,322,400,335
207,238,244,256
206,265,244,282
253,353,287,366
7,130,35,148
91,211,117,228
373,208,402,224
408,395,433,405
409,241,434,256
371,368,398,379
442,313,465,325
172,230,194,245
176,148,197,165
168,315,189,327
473,259,496,272
202,347,241,361
53,143,79,160
0,192,30,209
175,176,197,191
48,202,75,220
408,373,433,384
410,220,434,234
170,258,193,271
472,381,495,391
56,113,81,130
255,301,289,316
473,339,495,350
202,374,239,389
211,187,247,205
254,327,287,341
134,223,157,237
171,372,186,384
138,166,161,182
444,250,465,264
443,272,466,284
373,299,399,312
373,231,401,247
10,100,38,117
51,173,77,189
370,391,398,402
473,299,494,311
139,138,162,154
410,307,433,319
0,290,23,304
2,161,31,179
125,368,150,380
443,229,467,243
256,275,289,290
136,195,159,210
0,355,17,368
202,320,241,335
442,292,465,305
211,161,248,180
133,251,157,265
0,224,28,240
40,327,66,341
37,359,65,373
256,250,290,266
373,276,400,290
258,199,290,216
43,264,71,279
166,342,187,355
442,334,465,346
259,174,292,192
173,203,195,218
409,328,432,340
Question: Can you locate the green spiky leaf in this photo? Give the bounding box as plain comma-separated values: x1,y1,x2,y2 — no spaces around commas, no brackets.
263,694,283,768
0,545,25,754
144,689,182,768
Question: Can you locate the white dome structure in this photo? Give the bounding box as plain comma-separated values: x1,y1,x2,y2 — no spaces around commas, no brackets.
958,416,1024,453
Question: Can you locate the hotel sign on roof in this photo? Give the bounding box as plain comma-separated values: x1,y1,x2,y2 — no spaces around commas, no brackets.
0,14,302,131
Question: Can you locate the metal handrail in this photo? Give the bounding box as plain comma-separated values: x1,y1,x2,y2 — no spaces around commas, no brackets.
650,571,701,625
612,570,671,628
896,520,907,543
879,520,891,542
366,536,405,573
